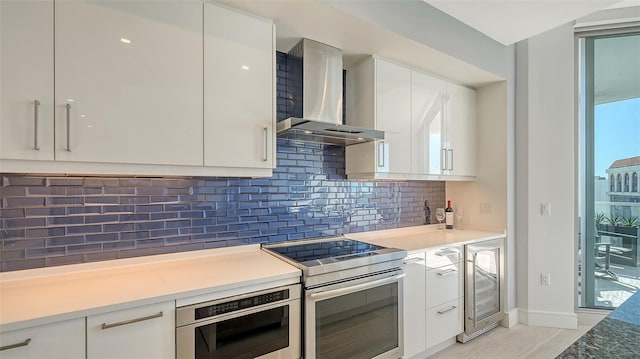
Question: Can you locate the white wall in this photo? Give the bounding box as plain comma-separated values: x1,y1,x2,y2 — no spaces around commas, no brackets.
515,22,578,329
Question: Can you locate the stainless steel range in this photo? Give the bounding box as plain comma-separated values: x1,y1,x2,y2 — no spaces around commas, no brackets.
262,236,407,359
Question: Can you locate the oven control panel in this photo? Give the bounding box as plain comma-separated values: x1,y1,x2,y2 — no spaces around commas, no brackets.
195,289,289,320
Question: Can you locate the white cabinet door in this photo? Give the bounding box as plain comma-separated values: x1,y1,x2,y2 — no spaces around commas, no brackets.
87,301,174,359
0,0,54,161
0,318,84,359
204,3,274,169
54,1,203,166
402,253,427,358
411,71,445,175
375,59,412,174
444,83,476,177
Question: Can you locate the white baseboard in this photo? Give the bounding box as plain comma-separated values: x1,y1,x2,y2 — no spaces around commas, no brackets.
501,308,519,328
518,309,578,329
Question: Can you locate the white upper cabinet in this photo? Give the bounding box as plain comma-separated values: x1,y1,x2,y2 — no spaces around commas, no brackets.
53,0,203,166
411,71,446,176
0,0,54,161
346,57,412,178
346,57,476,180
444,82,476,178
204,2,274,170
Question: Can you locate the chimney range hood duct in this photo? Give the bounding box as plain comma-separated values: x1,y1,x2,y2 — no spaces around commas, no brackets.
276,39,384,146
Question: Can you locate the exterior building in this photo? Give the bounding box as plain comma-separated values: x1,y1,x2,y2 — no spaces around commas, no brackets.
606,156,640,218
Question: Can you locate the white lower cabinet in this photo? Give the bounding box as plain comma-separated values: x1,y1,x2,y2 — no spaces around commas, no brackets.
402,252,427,358
425,297,464,349
424,246,464,351
403,246,464,358
86,301,175,359
0,318,84,359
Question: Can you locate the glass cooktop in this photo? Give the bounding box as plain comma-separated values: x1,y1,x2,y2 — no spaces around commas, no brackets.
262,237,386,264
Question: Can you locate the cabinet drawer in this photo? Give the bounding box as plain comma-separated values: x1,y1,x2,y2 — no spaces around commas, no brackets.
425,297,463,349
0,318,84,359
425,262,462,308
425,245,462,269
87,301,175,359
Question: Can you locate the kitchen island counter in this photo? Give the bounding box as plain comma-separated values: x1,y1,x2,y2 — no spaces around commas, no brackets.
556,290,640,358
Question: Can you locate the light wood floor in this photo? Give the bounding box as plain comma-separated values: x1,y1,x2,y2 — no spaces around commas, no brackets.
427,323,596,359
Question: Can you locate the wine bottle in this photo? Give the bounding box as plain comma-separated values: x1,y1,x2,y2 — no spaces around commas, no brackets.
445,200,454,229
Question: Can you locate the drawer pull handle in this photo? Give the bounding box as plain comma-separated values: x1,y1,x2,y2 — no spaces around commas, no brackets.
435,250,458,256
0,338,31,351
437,306,457,315
437,268,458,276
403,257,424,264
101,311,163,330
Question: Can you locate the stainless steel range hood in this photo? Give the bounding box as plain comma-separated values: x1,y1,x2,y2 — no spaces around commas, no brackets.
276,39,384,146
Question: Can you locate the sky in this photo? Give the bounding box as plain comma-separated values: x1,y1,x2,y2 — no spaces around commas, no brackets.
594,97,640,177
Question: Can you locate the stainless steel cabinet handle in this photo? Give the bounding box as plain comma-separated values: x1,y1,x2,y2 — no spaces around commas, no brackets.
435,249,458,256
448,149,454,170
378,141,385,167
33,100,40,150
441,148,447,171
101,311,163,330
262,127,268,161
65,103,71,152
309,274,405,301
0,338,31,351
437,306,457,315
403,257,424,264
437,268,458,276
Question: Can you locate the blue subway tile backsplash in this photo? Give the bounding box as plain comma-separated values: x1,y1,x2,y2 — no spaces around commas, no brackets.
0,51,445,271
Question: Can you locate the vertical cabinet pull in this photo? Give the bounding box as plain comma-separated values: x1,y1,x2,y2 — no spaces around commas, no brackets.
65,103,71,152
0,338,31,351
33,100,40,150
262,127,268,161
101,311,164,330
448,149,454,171
378,141,385,167
441,148,447,171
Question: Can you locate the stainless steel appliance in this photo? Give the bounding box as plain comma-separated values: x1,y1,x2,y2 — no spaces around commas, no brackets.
276,39,384,146
457,238,504,343
176,284,301,359
262,236,406,359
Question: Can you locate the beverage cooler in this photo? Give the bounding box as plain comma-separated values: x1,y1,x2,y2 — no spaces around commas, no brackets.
457,238,504,343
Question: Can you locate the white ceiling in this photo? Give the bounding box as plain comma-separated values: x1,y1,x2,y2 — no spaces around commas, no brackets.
425,0,630,45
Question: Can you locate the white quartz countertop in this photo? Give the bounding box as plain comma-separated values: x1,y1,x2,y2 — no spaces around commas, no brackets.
346,225,505,252
0,245,300,332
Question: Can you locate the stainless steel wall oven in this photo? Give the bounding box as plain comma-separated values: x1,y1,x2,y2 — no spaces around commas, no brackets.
176,284,301,359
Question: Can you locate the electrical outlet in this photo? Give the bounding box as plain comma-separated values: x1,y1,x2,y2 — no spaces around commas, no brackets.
540,273,551,287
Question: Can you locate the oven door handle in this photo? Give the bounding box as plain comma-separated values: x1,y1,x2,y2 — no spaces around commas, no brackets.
309,273,405,301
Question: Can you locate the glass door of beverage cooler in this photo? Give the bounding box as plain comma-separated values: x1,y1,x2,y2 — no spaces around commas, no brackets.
464,238,504,334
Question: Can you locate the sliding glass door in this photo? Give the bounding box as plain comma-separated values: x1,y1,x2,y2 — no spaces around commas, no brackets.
579,32,640,308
